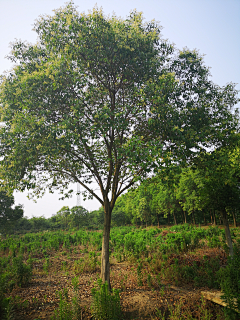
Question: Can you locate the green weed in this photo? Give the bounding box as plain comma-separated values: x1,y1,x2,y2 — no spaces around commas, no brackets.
12,256,32,287
52,286,81,320
91,279,122,320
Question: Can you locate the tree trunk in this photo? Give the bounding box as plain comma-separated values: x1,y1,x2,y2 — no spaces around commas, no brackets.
167,214,170,225
220,209,233,257
157,214,160,228
213,209,216,225
232,210,237,228
173,211,177,225
101,204,112,290
219,213,222,225
183,211,187,224
181,210,185,224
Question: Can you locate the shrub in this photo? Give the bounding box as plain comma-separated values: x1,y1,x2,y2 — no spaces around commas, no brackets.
91,279,122,320
74,252,99,274
12,256,32,287
217,245,240,319
0,271,15,320
52,284,81,320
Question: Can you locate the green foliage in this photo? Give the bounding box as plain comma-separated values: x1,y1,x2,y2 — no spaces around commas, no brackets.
12,256,32,287
43,257,50,274
156,296,222,320
0,296,14,320
91,279,122,320
0,273,10,318
176,168,206,214
0,2,238,241
217,245,240,319
52,286,81,320
0,191,23,234
74,251,100,274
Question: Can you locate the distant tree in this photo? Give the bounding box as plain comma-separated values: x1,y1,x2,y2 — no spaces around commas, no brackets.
55,206,71,229
176,168,206,224
111,195,131,226
70,205,89,228
199,140,240,257
0,3,238,287
14,216,32,232
0,191,23,234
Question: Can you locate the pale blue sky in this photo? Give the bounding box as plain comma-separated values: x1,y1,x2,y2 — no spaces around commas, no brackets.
0,0,239,218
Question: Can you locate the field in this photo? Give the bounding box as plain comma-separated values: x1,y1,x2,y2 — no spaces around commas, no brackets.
0,224,240,319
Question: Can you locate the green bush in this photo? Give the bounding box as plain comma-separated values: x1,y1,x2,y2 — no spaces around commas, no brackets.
52,283,81,320
12,256,32,287
91,279,122,320
0,271,14,320
217,245,240,319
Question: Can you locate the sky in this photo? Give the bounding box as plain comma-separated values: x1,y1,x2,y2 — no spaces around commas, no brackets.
0,0,239,218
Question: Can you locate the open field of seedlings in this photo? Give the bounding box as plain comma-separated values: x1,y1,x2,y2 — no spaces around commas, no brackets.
0,224,240,320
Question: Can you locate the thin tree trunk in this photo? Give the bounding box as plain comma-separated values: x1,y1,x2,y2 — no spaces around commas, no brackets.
210,209,213,224
213,209,216,225
157,214,160,228
220,209,233,257
232,210,237,228
183,211,187,224
101,204,112,290
219,215,222,225
181,210,185,224
168,214,170,225
173,211,177,225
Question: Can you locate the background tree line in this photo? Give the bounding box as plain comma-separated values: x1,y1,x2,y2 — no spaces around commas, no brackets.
4,138,240,235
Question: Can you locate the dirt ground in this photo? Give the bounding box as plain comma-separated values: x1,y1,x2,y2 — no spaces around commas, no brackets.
8,245,227,320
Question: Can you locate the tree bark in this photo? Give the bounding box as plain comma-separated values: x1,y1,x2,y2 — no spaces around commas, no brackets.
173,211,177,225
183,210,187,224
101,203,112,290
220,209,233,257
218,213,222,225
181,210,185,224
213,209,216,225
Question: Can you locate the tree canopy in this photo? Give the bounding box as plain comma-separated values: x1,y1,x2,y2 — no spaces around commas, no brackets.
0,191,23,234
0,2,239,286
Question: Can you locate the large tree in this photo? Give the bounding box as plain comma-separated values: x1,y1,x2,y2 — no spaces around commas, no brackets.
0,3,238,287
